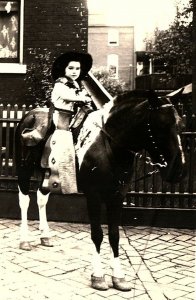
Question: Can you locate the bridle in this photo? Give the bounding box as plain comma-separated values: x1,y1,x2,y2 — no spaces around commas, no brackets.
131,103,174,182
144,103,175,168
98,102,175,182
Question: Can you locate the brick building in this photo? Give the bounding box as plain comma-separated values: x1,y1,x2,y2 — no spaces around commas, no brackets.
88,8,135,90
0,0,88,105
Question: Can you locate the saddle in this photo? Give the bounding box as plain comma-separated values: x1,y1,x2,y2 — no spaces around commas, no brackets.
21,107,54,147
21,105,91,147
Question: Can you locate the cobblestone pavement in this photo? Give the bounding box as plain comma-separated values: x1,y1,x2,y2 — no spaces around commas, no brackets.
0,218,195,300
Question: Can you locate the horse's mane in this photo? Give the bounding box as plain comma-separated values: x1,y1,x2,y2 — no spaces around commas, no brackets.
110,89,170,115
109,90,150,118
111,90,150,111
105,89,172,130
114,90,150,102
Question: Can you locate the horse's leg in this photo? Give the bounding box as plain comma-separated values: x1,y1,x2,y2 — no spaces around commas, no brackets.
108,224,124,277
86,193,109,290
17,164,33,251
18,187,32,250
37,189,53,247
106,193,132,291
91,222,103,276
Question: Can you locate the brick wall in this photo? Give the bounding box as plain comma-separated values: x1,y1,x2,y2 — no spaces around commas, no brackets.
0,0,88,105
24,0,88,59
88,26,135,89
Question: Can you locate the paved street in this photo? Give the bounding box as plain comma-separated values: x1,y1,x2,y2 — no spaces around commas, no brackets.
0,218,195,300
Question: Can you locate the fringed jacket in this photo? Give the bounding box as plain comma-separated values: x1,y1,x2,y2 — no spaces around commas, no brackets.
51,77,91,112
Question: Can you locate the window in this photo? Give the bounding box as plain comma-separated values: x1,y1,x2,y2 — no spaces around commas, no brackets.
107,54,118,78
0,0,26,73
108,29,119,46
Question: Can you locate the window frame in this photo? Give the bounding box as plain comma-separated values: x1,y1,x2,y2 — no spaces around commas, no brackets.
0,0,26,74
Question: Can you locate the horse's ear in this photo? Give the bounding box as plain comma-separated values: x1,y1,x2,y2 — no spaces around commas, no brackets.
147,89,160,109
167,87,184,104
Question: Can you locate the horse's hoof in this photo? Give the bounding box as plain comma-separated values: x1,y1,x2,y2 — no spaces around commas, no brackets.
91,274,109,291
40,237,53,247
112,277,132,291
19,241,32,251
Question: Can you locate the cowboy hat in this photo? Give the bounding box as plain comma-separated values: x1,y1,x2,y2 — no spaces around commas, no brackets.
51,51,93,81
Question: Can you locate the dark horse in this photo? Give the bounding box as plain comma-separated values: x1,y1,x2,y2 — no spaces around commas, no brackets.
15,89,186,291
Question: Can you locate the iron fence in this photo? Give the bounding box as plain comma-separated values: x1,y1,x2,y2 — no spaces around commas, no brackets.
0,104,196,210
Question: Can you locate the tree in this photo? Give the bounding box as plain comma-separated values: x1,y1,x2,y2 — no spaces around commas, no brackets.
152,0,193,75
25,48,54,107
92,67,127,97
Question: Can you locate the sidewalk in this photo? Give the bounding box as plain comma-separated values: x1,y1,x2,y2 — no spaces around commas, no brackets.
0,219,195,300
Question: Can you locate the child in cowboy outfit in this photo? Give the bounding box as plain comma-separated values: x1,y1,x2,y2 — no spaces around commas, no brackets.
51,51,93,130
46,51,93,194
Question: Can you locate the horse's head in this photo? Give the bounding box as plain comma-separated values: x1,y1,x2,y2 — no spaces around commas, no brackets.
141,90,186,183
107,89,186,183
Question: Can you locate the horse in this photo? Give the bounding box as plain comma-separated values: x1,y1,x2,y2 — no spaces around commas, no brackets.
15,89,186,291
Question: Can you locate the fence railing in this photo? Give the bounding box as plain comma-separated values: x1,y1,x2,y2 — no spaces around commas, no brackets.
0,104,196,210
0,104,32,187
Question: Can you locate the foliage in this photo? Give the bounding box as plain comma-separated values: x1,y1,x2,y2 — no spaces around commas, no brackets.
25,48,54,107
92,67,127,97
151,0,193,75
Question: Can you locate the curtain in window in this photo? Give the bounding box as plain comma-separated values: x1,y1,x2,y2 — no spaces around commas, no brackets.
0,1,19,59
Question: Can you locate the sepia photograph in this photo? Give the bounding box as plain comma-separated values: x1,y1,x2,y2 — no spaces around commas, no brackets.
0,0,195,299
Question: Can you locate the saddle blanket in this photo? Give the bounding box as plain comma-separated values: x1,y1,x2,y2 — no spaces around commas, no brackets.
75,100,113,167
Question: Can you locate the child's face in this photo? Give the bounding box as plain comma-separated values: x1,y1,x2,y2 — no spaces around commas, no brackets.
65,61,81,81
